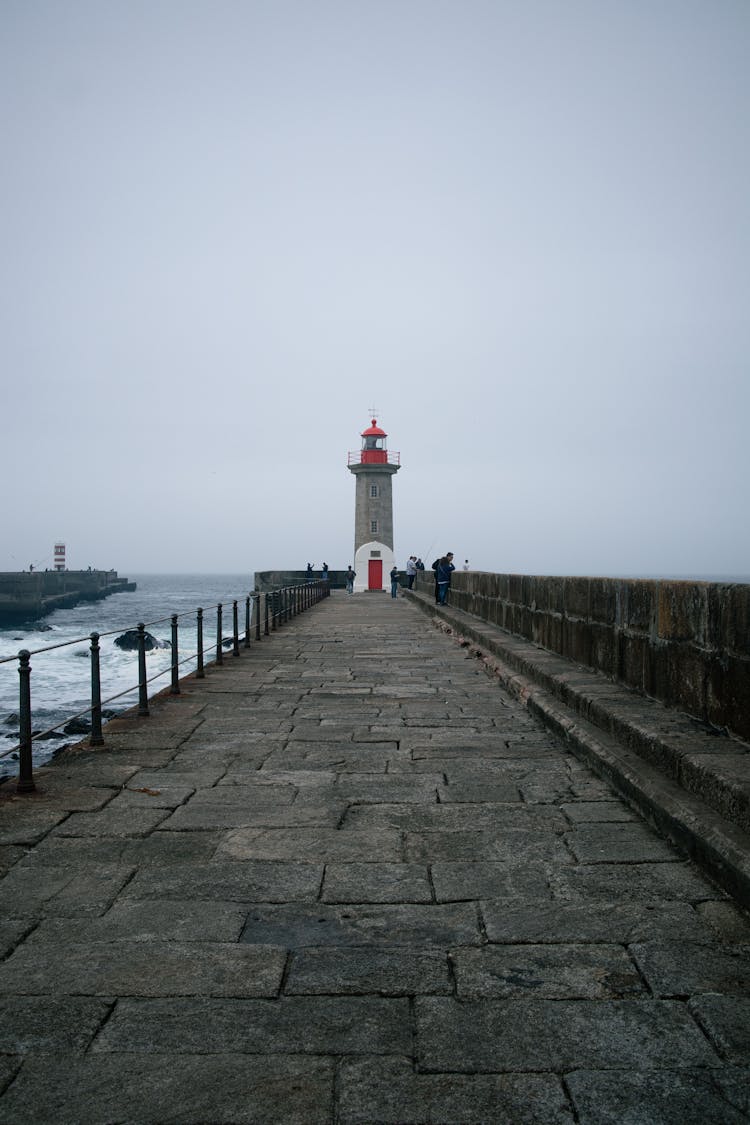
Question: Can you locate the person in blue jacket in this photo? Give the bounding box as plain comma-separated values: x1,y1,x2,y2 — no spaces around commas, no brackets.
434,553,455,604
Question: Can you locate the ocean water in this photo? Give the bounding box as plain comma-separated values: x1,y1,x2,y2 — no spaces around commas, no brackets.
0,573,255,772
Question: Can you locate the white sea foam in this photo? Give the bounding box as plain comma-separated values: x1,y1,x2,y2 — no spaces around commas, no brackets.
0,573,255,769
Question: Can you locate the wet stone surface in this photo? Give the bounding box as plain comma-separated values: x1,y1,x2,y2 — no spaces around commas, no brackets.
0,592,748,1123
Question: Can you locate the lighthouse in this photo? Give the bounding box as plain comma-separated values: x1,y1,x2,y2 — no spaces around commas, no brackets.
347,417,401,593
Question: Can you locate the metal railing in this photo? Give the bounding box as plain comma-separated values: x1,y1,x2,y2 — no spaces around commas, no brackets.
346,450,400,466
0,581,330,794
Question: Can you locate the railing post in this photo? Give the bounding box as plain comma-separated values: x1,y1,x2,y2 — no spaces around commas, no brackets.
16,650,34,794
254,594,261,640
89,632,104,746
137,623,149,716
216,603,223,665
196,608,205,678
171,614,180,694
264,593,269,636
271,591,277,631
232,600,240,656
244,596,251,648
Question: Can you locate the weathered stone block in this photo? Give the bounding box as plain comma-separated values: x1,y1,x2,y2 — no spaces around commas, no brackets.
563,577,590,619
589,622,616,676
508,574,524,604
0,1055,334,1124
631,940,750,998
0,941,286,997
718,654,750,741
567,1069,749,1125
617,631,647,692
563,619,592,667
620,579,655,632
657,581,708,643
0,997,112,1053
452,943,645,1000
589,579,617,624
415,997,719,1071
688,994,750,1064
339,1056,573,1124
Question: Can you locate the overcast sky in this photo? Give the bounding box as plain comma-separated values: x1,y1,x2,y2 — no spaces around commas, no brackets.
2,0,748,579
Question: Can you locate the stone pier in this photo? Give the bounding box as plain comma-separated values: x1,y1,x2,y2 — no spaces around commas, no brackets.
0,592,748,1122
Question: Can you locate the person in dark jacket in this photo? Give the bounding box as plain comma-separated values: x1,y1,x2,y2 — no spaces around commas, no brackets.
433,553,455,604
390,565,399,598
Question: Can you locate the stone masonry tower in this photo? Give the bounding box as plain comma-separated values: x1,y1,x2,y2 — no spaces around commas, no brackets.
347,417,400,593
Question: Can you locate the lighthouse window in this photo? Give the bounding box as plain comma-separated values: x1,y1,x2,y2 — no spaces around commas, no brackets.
370,520,378,534
370,484,379,498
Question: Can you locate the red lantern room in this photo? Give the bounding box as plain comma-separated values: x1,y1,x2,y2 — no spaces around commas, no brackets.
360,419,388,464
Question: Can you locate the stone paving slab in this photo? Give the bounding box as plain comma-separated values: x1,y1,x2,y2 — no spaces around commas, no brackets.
0,997,113,1053
240,902,482,947
631,940,750,996
688,994,750,1063
121,860,324,902
415,997,720,1071
481,900,719,943
285,946,451,994
566,1068,750,1124
451,943,646,999
338,1056,573,1124
321,861,432,903
93,995,412,1054
0,1055,333,1124
25,900,248,943
0,941,287,997
1,591,749,1123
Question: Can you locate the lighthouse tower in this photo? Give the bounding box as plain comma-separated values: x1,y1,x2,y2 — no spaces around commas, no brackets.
347,417,401,593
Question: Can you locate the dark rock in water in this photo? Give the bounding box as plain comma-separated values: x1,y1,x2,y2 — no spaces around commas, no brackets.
38,624,53,632
75,649,89,658
64,717,92,735
4,714,18,726
102,709,118,719
38,731,65,740
114,630,167,651
222,638,234,649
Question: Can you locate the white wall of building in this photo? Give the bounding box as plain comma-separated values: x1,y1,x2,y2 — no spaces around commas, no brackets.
352,541,396,593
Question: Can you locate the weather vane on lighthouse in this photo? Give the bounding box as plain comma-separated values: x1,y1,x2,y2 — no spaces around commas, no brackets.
347,415,401,593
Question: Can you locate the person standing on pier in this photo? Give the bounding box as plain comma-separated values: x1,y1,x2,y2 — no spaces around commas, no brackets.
406,556,417,589
390,565,399,598
434,553,455,604
345,566,356,594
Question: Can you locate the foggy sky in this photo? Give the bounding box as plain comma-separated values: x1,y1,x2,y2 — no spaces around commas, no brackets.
2,0,748,578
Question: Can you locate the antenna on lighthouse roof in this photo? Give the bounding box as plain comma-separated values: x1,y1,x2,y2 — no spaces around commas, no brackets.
367,404,378,421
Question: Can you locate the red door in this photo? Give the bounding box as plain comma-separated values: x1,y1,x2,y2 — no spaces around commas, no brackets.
367,560,382,591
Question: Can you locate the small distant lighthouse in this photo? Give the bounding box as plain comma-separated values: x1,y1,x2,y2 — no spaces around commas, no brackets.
347,416,400,592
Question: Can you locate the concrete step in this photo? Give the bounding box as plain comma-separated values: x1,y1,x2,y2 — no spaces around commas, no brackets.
405,588,750,908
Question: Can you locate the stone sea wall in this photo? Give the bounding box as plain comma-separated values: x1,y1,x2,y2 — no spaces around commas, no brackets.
0,570,135,624
417,571,750,742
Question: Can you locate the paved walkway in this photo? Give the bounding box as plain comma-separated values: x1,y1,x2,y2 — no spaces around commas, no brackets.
0,592,749,1123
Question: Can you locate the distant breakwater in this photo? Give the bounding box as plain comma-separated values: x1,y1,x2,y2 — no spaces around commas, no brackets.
0,570,136,625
